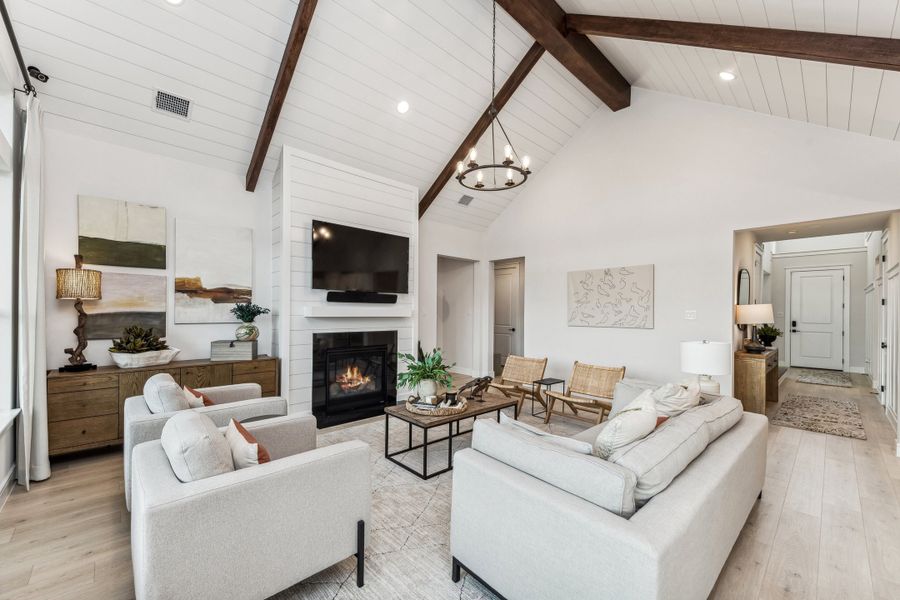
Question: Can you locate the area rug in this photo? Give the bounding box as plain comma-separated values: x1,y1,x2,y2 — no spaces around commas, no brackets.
795,369,853,388
769,393,866,439
268,402,585,600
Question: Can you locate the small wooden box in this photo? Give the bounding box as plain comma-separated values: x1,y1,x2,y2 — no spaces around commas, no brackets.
210,340,258,361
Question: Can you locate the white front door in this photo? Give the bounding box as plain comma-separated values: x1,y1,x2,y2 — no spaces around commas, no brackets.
790,269,845,370
493,263,521,375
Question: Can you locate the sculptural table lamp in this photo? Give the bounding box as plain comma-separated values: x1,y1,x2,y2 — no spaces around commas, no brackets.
56,254,102,372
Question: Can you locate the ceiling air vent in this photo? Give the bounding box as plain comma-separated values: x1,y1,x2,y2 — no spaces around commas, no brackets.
458,194,474,206
155,90,191,119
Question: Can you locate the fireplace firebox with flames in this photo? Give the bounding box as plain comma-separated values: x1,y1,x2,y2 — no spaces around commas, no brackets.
312,331,398,427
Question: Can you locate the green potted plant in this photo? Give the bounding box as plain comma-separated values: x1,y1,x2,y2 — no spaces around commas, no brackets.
397,348,454,398
108,326,179,368
757,324,783,347
230,302,270,341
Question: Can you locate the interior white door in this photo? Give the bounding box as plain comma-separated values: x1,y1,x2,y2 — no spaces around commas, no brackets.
493,263,521,375
790,269,844,370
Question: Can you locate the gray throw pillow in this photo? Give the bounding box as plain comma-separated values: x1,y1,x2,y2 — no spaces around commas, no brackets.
160,411,235,483
143,373,190,414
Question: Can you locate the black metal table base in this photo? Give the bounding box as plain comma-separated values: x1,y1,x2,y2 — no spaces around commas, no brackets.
384,409,507,480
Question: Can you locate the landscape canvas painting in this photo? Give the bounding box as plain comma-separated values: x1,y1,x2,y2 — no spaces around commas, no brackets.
78,196,166,269
567,264,654,329
175,222,252,323
83,272,166,339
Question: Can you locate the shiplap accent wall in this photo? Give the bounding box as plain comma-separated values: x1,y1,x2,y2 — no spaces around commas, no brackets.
272,146,418,414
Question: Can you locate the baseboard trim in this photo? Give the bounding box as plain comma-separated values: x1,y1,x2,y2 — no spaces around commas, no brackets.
0,463,16,512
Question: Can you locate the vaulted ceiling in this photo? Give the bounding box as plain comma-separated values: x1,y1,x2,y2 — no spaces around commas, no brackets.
9,0,900,232
563,0,900,141
8,0,601,231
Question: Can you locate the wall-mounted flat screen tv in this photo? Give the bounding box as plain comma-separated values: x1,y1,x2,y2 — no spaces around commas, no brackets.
311,220,409,294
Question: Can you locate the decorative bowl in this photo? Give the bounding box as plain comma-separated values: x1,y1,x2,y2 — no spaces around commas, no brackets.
109,348,180,369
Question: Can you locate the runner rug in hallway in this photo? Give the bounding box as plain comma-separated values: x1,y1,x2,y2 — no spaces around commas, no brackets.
795,369,853,388
770,393,866,439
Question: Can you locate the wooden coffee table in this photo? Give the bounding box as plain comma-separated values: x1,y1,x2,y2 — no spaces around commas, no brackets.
384,395,518,480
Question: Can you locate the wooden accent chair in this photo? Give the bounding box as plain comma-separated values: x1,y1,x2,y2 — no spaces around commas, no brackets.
489,355,548,416
544,362,626,425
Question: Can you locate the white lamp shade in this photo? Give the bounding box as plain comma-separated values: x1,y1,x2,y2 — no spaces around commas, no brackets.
681,341,732,376
735,303,774,325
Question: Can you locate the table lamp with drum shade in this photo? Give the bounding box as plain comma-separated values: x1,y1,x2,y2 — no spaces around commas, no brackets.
56,255,102,372
735,303,774,354
681,340,732,395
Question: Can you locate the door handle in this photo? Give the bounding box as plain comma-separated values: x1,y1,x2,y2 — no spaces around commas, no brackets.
509,327,516,332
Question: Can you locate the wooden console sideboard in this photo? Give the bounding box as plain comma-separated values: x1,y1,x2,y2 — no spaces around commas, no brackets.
733,348,778,415
46,356,279,456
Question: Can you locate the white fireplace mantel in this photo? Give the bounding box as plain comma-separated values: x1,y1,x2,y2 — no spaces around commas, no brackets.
302,305,414,318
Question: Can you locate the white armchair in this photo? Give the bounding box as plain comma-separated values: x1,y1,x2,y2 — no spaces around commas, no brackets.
130,415,371,600
123,382,287,509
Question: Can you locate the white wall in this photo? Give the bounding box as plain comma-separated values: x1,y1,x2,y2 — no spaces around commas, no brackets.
769,251,868,371
436,257,476,375
418,218,488,372
772,232,868,255
43,123,272,369
477,89,900,393
273,147,417,414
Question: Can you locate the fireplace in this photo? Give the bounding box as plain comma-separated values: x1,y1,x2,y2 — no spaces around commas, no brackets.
312,331,397,427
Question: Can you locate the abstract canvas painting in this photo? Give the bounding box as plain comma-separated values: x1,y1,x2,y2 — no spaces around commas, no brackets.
84,272,166,339
78,196,166,269
567,264,654,329
174,221,252,323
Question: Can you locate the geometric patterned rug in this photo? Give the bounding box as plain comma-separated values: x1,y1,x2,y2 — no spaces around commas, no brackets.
795,369,853,388
769,393,866,439
268,402,585,599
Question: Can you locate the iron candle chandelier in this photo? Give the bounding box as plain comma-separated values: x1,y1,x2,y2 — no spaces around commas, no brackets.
455,1,531,192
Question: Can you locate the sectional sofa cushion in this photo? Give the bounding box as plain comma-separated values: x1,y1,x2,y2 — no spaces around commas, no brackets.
143,373,190,414
472,419,638,517
652,382,701,417
593,390,658,459
160,411,234,483
609,378,658,418
499,412,593,454
608,395,744,503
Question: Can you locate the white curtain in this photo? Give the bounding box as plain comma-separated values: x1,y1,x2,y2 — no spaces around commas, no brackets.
16,95,49,488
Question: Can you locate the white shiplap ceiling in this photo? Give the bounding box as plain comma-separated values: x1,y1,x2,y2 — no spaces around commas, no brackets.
10,0,900,232
560,0,900,142
8,0,602,231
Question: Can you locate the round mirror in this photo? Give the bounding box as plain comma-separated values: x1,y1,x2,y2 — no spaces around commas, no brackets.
737,268,750,305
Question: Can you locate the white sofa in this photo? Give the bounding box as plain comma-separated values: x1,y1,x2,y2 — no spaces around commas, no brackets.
450,385,768,600
130,414,371,600
123,381,287,509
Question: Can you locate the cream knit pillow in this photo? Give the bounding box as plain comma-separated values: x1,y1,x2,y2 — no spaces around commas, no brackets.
652,382,701,417
593,390,658,459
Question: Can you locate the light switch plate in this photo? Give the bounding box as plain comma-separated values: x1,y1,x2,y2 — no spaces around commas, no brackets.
684,310,697,320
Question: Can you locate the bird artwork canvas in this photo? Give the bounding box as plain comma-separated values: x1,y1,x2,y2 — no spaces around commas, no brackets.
567,265,654,329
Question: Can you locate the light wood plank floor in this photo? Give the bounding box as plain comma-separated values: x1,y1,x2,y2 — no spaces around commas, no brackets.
1,370,898,600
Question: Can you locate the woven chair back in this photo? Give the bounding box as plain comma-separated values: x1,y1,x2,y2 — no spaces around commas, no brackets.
501,355,547,386
568,362,625,400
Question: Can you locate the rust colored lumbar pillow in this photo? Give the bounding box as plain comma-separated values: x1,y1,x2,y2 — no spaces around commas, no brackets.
183,385,214,408
225,418,271,469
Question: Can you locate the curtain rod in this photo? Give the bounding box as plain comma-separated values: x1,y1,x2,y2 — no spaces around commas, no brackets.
0,0,35,95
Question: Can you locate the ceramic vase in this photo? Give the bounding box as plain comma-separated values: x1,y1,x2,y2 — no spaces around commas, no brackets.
235,323,260,341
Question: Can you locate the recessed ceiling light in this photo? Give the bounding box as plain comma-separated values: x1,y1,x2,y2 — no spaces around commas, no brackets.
396,100,409,114
165,0,184,5
787,230,797,234
718,71,736,81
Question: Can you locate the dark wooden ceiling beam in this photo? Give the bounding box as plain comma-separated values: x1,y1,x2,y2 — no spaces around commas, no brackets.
496,0,630,111
566,14,900,72
419,42,545,219
245,0,318,192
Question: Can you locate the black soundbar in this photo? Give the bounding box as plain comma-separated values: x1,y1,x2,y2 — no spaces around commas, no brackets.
326,291,398,304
